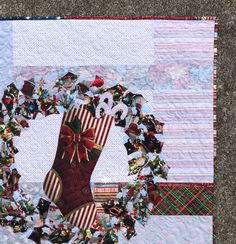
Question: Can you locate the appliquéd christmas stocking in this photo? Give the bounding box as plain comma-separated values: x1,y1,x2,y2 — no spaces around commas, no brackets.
43,105,113,229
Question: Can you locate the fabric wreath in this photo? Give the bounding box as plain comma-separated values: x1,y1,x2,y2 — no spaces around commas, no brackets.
0,72,169,243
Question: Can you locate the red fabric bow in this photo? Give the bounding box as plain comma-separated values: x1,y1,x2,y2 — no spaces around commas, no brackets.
60,125,95,164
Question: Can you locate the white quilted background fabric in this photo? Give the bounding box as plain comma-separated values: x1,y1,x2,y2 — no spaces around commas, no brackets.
12,20,155,66
0,216,212,244
0,19,215,243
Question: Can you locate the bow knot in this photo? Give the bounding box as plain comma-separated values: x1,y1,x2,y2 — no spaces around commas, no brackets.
74,133,81,142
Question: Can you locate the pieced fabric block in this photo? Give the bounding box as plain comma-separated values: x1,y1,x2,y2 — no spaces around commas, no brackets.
0,17,216,244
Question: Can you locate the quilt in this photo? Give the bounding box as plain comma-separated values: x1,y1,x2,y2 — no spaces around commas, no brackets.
0,16,217,244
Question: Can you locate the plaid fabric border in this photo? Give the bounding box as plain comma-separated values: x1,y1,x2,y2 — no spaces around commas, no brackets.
93,183,215,216
154,183,215,215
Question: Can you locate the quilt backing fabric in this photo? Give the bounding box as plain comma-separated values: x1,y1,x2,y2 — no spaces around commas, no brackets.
0,17,217,244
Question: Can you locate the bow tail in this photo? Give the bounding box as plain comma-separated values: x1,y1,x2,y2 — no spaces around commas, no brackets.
62,144,77,164
71,144,77,164
77,143,89,162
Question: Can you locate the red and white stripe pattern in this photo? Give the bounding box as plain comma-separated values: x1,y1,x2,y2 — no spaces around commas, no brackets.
93,183,120,213
43,169,62,203
62,105,114,147
62,107,113,228
66,202,97,229
44,106,113,228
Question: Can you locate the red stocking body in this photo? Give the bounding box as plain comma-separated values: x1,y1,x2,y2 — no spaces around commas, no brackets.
43,105,113,229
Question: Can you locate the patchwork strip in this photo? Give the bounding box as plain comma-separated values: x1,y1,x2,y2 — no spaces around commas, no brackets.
93,183,215,215
93,183,120,213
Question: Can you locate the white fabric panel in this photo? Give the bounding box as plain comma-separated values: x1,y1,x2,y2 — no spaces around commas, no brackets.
126,216,213,244
12,20,155,65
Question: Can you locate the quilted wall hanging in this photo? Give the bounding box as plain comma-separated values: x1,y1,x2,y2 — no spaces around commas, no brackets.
0,16,217,243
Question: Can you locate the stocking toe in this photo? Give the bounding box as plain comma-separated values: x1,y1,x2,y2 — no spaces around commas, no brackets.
66,202,97,229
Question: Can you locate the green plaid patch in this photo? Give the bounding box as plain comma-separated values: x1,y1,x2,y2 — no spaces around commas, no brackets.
153,183,215,215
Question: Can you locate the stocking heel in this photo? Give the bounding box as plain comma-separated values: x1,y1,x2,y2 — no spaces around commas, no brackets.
43,169,63,203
